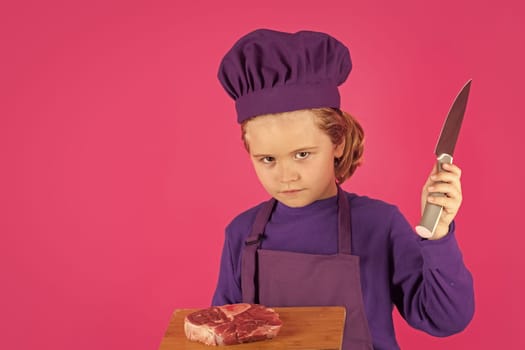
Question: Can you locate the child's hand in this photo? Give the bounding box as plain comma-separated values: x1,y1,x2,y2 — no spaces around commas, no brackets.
420,162,463,240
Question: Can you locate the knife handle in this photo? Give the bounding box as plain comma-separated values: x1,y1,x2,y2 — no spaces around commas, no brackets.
415,153,453,238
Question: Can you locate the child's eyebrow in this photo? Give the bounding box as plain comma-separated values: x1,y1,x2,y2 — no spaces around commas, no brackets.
251,147,318,158
251,153,272,158
289,146,318,153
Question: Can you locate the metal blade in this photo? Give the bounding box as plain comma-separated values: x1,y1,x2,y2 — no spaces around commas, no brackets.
435,79,472,156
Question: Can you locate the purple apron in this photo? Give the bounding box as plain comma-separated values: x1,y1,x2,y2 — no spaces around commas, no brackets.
241,186,373,350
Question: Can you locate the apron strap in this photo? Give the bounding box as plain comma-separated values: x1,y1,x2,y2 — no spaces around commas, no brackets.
241,198,277,303
337,185,352,254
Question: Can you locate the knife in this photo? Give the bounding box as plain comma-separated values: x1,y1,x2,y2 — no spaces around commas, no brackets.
415,79,472,238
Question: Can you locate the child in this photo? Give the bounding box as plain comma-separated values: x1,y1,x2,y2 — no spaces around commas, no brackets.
211,29,474,350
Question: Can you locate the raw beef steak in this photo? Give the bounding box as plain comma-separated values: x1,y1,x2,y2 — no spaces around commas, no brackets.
184,303,283,346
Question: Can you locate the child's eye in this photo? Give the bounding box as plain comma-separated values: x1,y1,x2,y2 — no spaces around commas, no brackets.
295,151,310,159
260,156,275,164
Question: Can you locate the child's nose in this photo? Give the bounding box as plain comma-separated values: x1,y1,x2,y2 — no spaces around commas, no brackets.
278,162,299,183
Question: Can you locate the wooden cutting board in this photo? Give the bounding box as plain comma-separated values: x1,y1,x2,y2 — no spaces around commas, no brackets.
158,306,345,350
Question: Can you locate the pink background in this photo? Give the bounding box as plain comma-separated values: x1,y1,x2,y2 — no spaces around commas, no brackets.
1,0,524,349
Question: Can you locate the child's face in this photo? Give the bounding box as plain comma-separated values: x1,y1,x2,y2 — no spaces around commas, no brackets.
244,109,344,208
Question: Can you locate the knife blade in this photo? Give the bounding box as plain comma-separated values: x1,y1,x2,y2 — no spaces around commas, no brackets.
415,79,472,238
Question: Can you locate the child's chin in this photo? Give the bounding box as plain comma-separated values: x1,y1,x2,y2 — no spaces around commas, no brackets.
277,195,313,208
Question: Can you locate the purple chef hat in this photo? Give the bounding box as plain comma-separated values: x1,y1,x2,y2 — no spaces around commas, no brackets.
217,28,352,123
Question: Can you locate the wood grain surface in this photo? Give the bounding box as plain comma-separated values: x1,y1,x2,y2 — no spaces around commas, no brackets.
158,306,345,350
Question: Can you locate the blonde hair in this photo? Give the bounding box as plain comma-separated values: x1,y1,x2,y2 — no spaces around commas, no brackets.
311,107,364,183
241,107,365,184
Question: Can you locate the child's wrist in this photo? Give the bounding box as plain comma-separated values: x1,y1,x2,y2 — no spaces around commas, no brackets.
428,223,450,240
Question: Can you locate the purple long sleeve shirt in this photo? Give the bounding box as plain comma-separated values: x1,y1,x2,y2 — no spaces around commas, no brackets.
212,191,475,349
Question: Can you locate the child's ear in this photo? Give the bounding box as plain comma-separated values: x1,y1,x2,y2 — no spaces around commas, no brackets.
334,138,346,158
